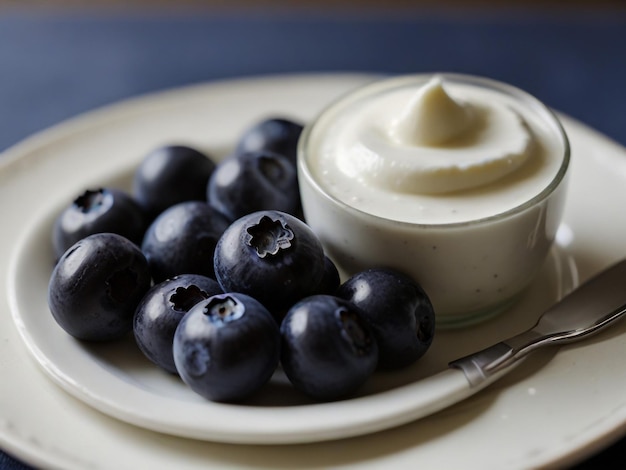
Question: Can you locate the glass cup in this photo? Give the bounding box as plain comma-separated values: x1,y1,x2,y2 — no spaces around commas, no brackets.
297,73,570,328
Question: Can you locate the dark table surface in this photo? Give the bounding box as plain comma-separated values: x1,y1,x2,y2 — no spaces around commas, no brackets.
1,5,625,469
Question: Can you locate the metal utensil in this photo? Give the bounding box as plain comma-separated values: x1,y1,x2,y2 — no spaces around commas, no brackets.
450,258,626,387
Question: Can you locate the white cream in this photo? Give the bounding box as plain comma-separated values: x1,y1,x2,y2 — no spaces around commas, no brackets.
388,77,475,147
314,77,561,224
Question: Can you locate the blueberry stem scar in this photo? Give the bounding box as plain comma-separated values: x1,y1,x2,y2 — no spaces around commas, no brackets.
245,215,294,258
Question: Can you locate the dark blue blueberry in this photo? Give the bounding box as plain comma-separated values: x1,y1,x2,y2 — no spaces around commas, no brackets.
235,117,304,165
142,201,230,283
213,210,325,317
207,150,301,222
173,293,280,402
48,233,152,341
336,268,435,370
133,274,223,373
313,255,341,295
52,187,147,260
132,145,216,220
280,295,378,401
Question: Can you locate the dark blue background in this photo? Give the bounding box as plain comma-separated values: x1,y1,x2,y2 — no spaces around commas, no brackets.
1,10,625,152
1,7,625,469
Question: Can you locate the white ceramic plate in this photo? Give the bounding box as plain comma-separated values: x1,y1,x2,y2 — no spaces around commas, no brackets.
4,74,578,446
2,74,626,469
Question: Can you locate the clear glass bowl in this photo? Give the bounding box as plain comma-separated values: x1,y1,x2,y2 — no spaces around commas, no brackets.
298,73,570,328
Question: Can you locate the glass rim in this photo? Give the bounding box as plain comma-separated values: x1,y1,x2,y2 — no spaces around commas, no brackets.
297,72,571,229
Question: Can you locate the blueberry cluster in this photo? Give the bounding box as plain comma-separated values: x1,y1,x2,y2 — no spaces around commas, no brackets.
47,116,435,404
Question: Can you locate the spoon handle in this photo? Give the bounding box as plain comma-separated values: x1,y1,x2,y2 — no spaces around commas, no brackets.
450,259,626,387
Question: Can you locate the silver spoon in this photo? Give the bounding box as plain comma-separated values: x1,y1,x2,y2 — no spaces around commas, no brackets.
450,258,626,387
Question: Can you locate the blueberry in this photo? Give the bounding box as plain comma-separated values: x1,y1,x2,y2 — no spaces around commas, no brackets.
207,150,301,222
52,187,146,260
235,117,304,165
173,293,280,402
142,201,230,283
313,255,341,295
213,210,325,317
48,233,152,341
132,145,216,220
280,295,378,401
336,268,435,370
133,274,222,373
